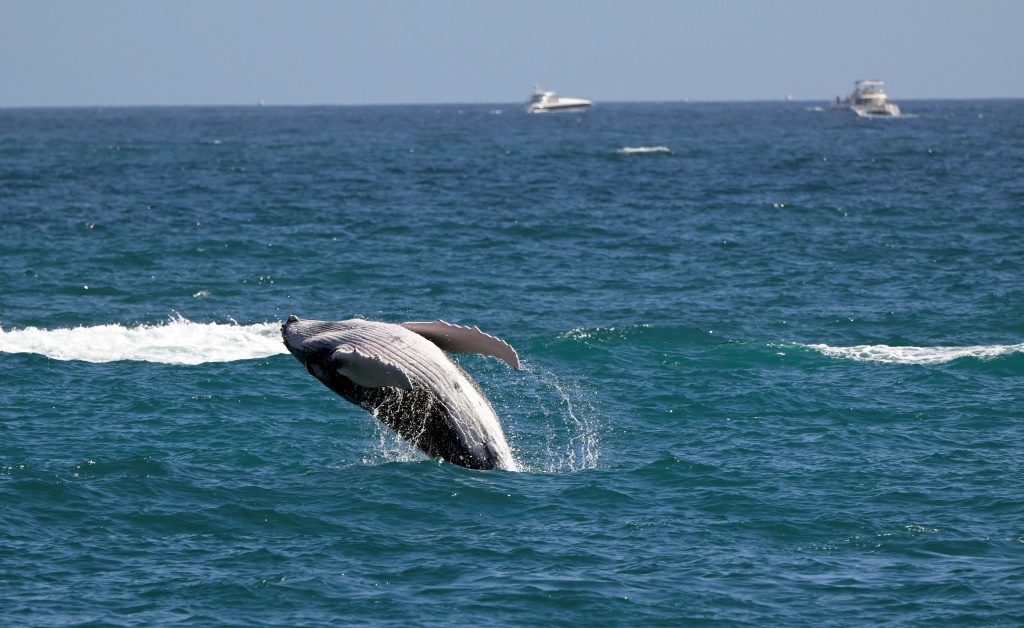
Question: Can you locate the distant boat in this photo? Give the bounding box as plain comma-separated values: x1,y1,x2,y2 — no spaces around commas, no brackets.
832,80,901,117
526,85,592,114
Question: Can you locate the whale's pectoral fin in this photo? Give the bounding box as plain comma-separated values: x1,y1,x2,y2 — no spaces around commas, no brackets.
330,344,413,390
401,320,520,370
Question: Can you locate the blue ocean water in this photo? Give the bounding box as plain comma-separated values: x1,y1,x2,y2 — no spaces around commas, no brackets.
2,100,1023,625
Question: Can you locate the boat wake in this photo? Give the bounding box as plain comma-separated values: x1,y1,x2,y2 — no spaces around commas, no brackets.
803,342,1024,365
0,316,287,365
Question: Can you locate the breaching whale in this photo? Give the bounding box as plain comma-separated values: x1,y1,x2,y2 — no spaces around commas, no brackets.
281,315,521,471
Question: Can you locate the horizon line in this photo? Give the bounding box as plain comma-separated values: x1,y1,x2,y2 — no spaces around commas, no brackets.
3,95,1022,111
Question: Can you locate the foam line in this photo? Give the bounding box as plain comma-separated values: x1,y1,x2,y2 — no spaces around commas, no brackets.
805,342,1024,365
0,317,288,365
616,146,673,155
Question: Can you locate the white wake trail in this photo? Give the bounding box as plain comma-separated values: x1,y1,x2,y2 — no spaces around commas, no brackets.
0,317,288,365
804,342,1024,365
616,145,673,155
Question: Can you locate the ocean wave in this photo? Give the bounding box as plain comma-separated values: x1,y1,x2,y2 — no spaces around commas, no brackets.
615,146,673,155
0,316,288,365
804,342,1024,365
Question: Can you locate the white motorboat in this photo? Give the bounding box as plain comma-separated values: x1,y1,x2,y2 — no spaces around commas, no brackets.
832,80,901,117
526,85,592,113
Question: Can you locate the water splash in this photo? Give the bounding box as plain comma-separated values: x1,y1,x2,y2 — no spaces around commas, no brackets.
364,422,427,467
508,363,602,473
804,342,1024,365
0,315,288,365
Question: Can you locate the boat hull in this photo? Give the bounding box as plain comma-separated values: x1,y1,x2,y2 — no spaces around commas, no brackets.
527,103,592,114
852,103,901,117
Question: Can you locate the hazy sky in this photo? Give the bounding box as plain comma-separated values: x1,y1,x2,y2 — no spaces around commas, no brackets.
2,0,1021,107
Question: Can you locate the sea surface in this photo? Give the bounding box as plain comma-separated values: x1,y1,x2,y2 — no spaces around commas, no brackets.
2,100,1023,625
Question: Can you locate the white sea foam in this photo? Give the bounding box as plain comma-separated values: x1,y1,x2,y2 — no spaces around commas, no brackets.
805,342,1024,365
0,316,288,365
616,146,673,155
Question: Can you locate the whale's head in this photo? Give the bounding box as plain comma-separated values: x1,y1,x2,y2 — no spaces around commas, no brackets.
281,315,355,363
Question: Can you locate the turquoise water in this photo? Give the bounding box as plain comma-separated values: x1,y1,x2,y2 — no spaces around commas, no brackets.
2,101,1023,625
